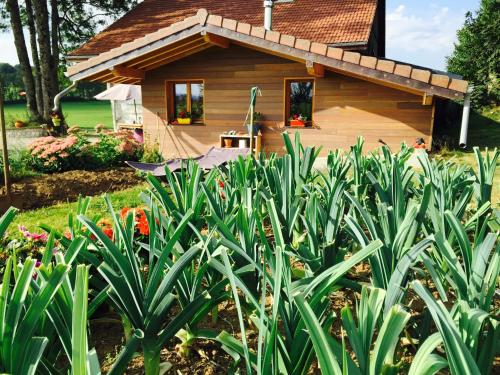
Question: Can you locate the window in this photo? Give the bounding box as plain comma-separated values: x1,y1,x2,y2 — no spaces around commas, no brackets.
167,80,204,124
285,79,314,126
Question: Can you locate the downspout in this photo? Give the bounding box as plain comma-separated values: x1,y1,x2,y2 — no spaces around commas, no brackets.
53,81,77,113
458,85,474,148
264,1,274,31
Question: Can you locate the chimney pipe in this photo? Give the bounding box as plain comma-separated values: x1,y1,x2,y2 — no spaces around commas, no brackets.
264,0,274,31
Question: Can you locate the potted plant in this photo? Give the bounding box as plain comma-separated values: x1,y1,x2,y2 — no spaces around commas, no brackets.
246,112,263,134
289,114,307,127
14,120,25,128
177,110,192,125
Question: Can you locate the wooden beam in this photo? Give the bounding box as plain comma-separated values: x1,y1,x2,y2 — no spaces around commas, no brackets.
67,25,203,81
110,65,145,80
129,37,204,69
202,32,230,48
422,93,434,106
140,43,212,71
306,60,325,77
205,25,465,100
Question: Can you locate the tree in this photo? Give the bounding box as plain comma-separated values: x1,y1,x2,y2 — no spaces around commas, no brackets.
5,0,39,121
1,0,139,125
32,0,56,120
25,0,43,115
447,0,500,108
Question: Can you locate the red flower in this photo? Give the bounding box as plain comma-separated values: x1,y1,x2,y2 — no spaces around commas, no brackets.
293,114,299,120
63,231,72,240
217,179,225,188
220,191,226,200
137,217,150,236
121,207,130,220
102,226,114,240
132,208,150,236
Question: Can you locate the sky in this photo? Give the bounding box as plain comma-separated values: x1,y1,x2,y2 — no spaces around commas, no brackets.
0,0,481,71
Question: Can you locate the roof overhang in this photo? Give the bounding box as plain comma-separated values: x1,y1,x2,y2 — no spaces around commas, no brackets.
66,9,468,100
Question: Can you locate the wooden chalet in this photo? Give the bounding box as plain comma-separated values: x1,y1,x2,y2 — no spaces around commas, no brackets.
65,1,469,158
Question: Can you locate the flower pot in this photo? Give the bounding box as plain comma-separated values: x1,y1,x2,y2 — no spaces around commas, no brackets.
177,118,192,125
223,138,233,148
290,120,306,127
14,120,25,128
246,123,262,134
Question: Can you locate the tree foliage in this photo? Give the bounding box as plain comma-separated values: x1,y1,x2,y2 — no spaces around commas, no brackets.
447,0,500,108
0,0,138,122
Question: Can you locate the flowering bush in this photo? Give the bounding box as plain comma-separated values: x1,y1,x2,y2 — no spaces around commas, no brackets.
80,131,143,169
28,135,86,173
18,225,48,244
0,225,55,273
28,131,143,173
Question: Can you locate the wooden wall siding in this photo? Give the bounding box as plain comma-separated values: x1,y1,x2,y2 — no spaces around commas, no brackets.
141,45,433,158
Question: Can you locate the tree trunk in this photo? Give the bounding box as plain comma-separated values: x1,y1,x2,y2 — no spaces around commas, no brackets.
5,0,40,121
33,0,54,121
50,0,60,97
25,0,43,116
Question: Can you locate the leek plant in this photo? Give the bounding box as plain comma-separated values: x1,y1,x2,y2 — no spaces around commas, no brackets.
78,199,217,374
34,239,102,374
344,183,432,300
0,258,68,374
199,198,384,374
473,147,499,208
300,178,347,274
412,281,498,375
417,154,475,226
339,286,411,374
294,287,411,375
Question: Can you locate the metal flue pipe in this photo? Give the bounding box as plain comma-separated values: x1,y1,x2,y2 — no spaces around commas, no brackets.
264,0,274,31
459,85,474,148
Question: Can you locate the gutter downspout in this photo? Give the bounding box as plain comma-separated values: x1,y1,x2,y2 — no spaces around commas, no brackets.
459,85,474,148
264,1,274,31
53,81,78,113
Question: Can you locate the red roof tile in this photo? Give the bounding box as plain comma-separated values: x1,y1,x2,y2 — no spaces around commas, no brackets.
70,0,378,56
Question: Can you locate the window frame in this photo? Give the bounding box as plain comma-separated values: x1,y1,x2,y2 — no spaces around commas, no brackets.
166,79,205,125
283,77,316,127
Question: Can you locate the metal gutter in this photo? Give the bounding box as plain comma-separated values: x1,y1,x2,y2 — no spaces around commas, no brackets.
53,81,78,113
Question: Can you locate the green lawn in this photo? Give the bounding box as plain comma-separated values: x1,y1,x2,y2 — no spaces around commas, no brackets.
11,184,146,237
3,101,113,129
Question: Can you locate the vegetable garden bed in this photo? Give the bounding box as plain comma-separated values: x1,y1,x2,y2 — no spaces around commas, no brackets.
0,132,498,374
0,167,143,210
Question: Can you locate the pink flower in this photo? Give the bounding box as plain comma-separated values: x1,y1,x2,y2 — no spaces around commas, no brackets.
18,225,48,244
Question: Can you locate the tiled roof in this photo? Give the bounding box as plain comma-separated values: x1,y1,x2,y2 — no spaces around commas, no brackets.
66,9,468,99
70,0,378,56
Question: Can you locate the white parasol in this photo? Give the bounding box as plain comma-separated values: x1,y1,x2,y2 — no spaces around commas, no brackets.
95,84,142,125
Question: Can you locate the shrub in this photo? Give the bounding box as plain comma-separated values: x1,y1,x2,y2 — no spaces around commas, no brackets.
0,149,40,184
88,131,143,167
27,131,143,173
141,142,164,163
28,135,86,173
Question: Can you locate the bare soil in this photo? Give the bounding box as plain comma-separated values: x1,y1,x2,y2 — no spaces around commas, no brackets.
0,167,142,210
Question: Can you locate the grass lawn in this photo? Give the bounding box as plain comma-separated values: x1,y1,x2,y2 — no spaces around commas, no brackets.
11,184,146,237
3,101,113,129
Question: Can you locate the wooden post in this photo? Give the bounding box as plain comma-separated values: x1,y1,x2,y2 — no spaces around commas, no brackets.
0,81,12,200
